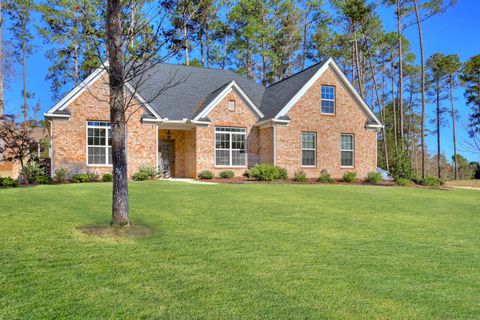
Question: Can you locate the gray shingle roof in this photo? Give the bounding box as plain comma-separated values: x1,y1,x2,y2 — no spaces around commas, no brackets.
131,63,265,120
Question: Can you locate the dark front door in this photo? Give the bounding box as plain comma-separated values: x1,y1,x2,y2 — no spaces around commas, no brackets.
159,140,174,178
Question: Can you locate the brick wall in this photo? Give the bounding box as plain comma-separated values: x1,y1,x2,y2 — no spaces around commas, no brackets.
275,67,377,179
50,77,157,178
195,89,260,177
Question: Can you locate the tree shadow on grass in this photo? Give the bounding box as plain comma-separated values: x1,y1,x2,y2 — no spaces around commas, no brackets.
77,223,154,240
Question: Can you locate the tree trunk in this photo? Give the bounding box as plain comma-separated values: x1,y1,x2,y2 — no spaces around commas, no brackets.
413,0,426,178
301,0,309,69
222,33,227,69
397,0,404,149
353,30,364,97
22,29,27,121
183,23,189,66
450,75,458,179
391,61,398,149
107,0,129,226
436,81,441,178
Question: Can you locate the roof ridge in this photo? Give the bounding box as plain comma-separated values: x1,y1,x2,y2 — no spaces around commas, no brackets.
267,60,326,88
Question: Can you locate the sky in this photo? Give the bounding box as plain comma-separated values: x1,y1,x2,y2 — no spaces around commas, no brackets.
3,0,480,162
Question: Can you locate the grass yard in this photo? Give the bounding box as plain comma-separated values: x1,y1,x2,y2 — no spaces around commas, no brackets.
0,182,479,319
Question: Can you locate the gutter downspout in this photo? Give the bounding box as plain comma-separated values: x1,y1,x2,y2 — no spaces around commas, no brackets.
273,124,277,166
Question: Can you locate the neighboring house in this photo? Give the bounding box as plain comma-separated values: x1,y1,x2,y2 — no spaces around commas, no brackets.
44,58,383,179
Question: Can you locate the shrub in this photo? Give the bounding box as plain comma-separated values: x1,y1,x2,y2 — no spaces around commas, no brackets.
132,171,149,181
22,160,46,183
36,175,53,184
366,171,382,184
293,171,307,182
102,173,113,182
86,172,99,182
341,171,357,183
219,170,235,179
139,165,158,179
414,176,445,187
243,170,251,178
198,170,214,179
389,149,414,180
395,178,413,186
54,168,68,183
0,177,18,188
317,169,334,183
71,173,89,183
250,164,288,181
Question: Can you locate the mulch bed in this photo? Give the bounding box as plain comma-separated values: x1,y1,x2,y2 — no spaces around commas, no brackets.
201,177,396,186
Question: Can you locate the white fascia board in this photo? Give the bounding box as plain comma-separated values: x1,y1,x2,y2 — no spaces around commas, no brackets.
274,58,383,127
43,113,70,119
46,66,108,114
124,82,162,119
194,80,264,121
255,118,290,129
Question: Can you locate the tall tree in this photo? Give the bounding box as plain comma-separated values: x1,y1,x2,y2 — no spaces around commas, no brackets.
6,0,34,120
426,52,447,178
460,54,480,135
442,54,461,179
0,0,4,115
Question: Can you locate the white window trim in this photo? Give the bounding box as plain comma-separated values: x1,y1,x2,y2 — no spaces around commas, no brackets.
301,132,317,167
340,134,354,168
214,127,247,168
321,85,335,115
86,121,112,167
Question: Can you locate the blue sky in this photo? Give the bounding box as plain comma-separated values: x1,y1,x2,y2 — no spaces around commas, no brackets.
3,0,480,162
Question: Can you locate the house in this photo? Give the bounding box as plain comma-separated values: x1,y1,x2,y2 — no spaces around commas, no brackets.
44,58,383,179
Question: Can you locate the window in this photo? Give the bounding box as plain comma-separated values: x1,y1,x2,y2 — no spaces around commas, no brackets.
341,134,354,167
301,132,316,167
228,100,236,111
87,121,112,166
215,127,246,166
321,85,335,114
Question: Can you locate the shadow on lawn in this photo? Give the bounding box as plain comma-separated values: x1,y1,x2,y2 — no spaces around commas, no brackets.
77,223,154,240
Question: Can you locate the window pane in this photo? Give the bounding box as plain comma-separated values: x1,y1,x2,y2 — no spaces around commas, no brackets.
88,128,106,146
216,150,230,166
107,147,112,165
231,134,245,150
215,127,245,133
341,151,353,167
232,150,246,166
302,150,315,166
215,133,230,149
341,135,353,150
321,100,334,114
108,129,112,146
302,133,315,149
88,146,106,165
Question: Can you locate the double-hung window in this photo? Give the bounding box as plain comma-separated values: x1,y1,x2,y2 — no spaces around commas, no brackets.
87,121,112,166
321,85,335,114
340,134,354,167
301,132,316,167
215,127,246,166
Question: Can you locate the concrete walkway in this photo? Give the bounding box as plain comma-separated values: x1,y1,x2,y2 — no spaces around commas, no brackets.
161,178,217,185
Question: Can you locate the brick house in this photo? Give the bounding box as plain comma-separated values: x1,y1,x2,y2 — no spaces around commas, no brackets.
44,58,383,179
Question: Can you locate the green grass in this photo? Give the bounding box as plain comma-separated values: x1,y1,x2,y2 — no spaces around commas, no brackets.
1,182,479,319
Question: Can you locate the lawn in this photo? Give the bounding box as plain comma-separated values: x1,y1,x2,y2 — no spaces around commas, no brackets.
0,182,479,319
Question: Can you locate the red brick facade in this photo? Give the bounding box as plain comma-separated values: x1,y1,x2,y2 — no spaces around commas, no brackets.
49,65,377,180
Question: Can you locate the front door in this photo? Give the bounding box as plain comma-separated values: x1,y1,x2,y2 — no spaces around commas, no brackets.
159,140,174,178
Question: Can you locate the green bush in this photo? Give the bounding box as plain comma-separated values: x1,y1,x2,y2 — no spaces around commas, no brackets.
198,170,214,179
414,176,445,187
219,171,235,179
395,178,413,186
0,177,18,188
293,171,307,182
317,169,334,183
36,175,53,184
132,171,149,181
341,171,357,183
54,168,68,183
139,165,158,179
250,164,288,181
366,171,382,184
22,161,46,183
71,173,89,183
389,149,414,180
86,172,99,182
102,173,113,182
